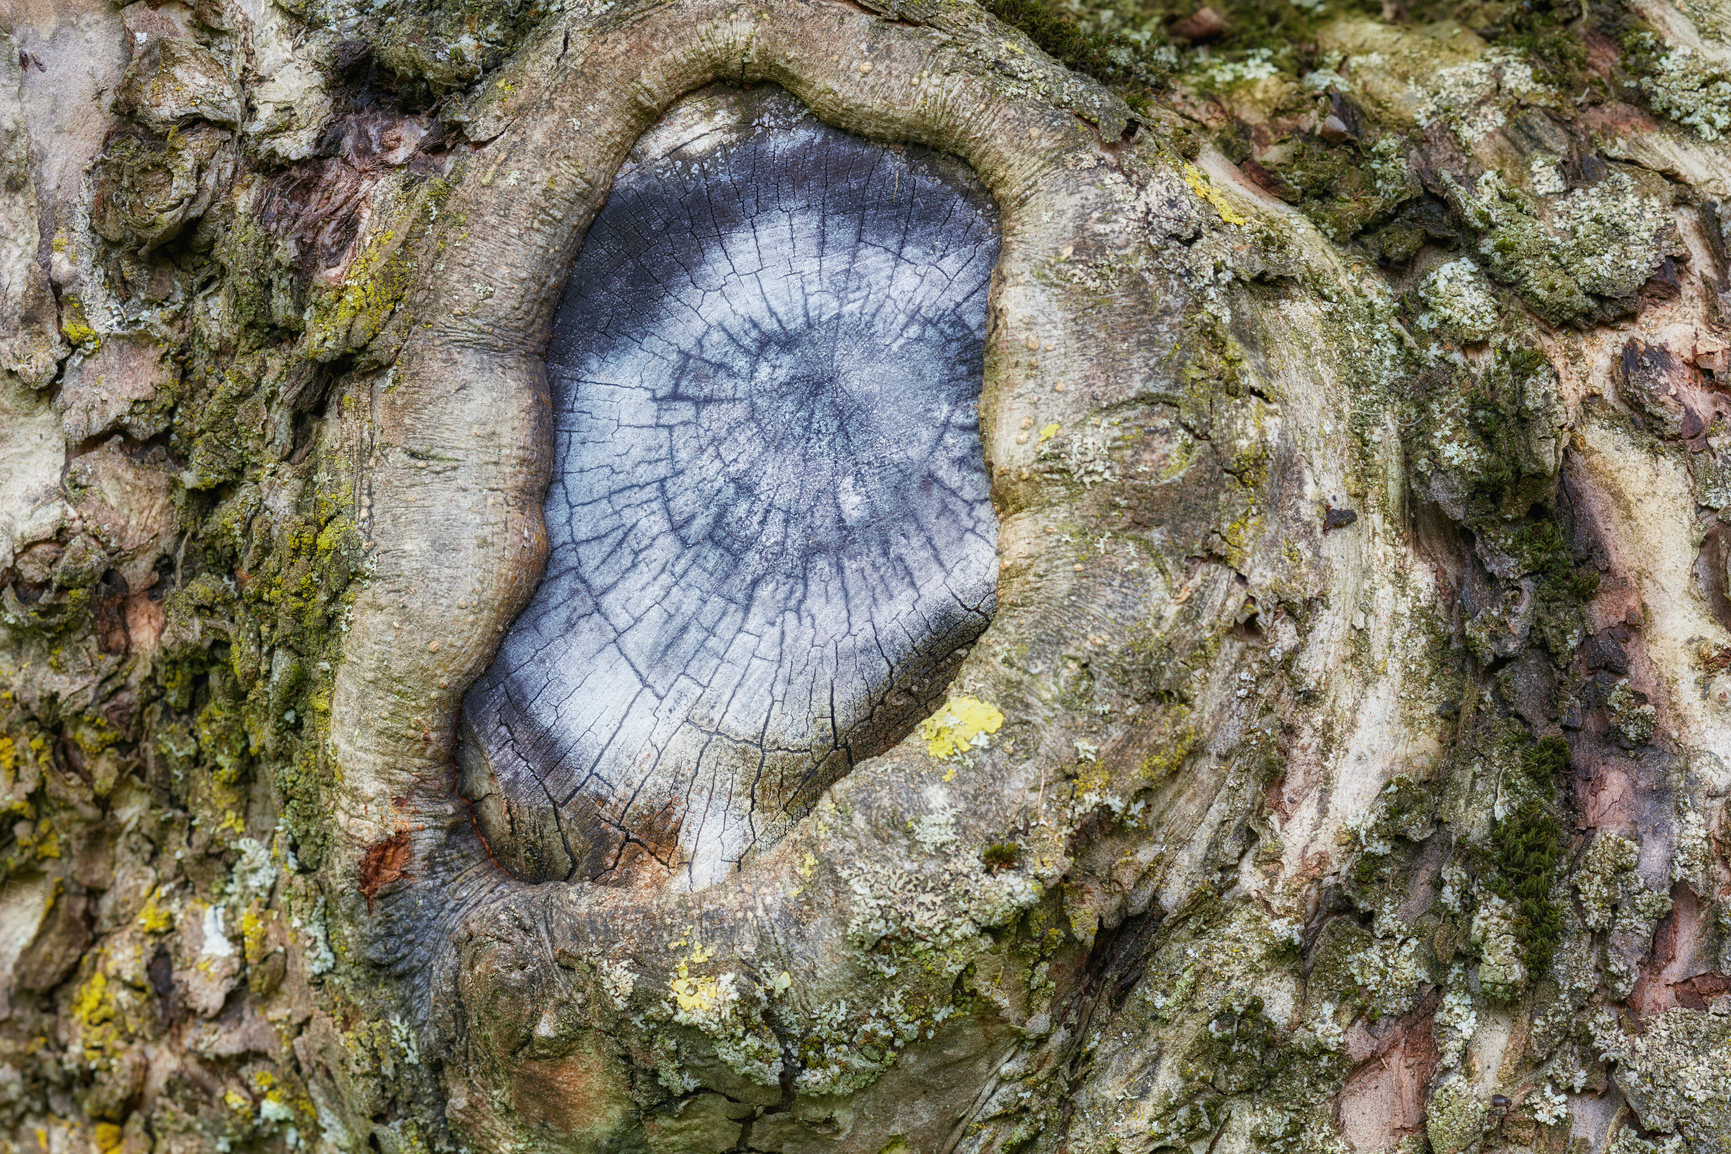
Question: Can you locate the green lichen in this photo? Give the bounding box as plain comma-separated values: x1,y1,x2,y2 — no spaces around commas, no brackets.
209,190,306,348
1415,258,1501,344
89,125,232,252
1425,1074,1491,1154
1447,167,1685,326
1605,679,1658,745
302,176,451,366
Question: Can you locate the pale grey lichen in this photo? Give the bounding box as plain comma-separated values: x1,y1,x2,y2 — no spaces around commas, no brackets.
1470,892,1527,1000
1609,1130,1687,1154
1434,974,1478,1068
1417,259,1501,344
1447,168,1682,323
1571,830,1672,999
1552,172,1680,301
1414,51,1549,146
1343,935,1429,1014
1529,1082,1568,1126
1601,1008,1731,1147
1606,679,1659,744
1575,832,1640,930
1637,43,1731,140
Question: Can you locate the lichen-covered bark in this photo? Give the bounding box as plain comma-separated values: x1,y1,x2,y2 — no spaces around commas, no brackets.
3,1,1731,1153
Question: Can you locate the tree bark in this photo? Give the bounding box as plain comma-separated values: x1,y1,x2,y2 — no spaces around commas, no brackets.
3,1,1731,1153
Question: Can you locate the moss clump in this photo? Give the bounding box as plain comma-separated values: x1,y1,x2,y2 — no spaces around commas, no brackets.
1265,135,1420,243
1508,519,1599,658
208,194,305,349
1482,798,1564,975
985,0,1134,85
1522,735,1569,782
1407,341,1602,659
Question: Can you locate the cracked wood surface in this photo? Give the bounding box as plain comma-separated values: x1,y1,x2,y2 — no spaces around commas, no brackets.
459,87,999,890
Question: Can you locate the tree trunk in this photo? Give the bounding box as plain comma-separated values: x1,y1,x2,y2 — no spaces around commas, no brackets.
4,1,1731,1152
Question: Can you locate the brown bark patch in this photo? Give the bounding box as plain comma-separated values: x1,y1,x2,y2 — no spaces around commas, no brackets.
358,831,412,909
601,794,687,887
1336,996,1440,1151
1631,885,1725,1017
1617,338,1731,446
124,592,165,654
95,575,130,655
510,1047,632,1140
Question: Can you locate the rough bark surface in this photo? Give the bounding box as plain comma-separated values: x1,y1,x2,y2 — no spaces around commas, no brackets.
1,1,1730,1154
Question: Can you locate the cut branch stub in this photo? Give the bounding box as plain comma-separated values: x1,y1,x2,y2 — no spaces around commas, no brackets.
457,86,1001,890
322,1,1247,1148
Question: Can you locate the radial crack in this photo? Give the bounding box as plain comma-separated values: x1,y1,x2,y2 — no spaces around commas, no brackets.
460,85,1000,890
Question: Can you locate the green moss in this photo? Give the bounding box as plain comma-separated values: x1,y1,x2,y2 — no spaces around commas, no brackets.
1522,735,1569,783
985,0,1133,85
1482,798,1564,975
1265,135,1419,242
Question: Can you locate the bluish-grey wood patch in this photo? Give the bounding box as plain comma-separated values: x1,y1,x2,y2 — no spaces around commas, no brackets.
461,88,999,889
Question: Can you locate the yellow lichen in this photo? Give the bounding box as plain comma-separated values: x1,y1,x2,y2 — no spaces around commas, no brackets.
918,695,1005,758
1139,708,1198,783
1181,163,1248,226
59,295,100,350
241,902,271,965
72,970,113,1029
671,971,722,1016
136,889,173,934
